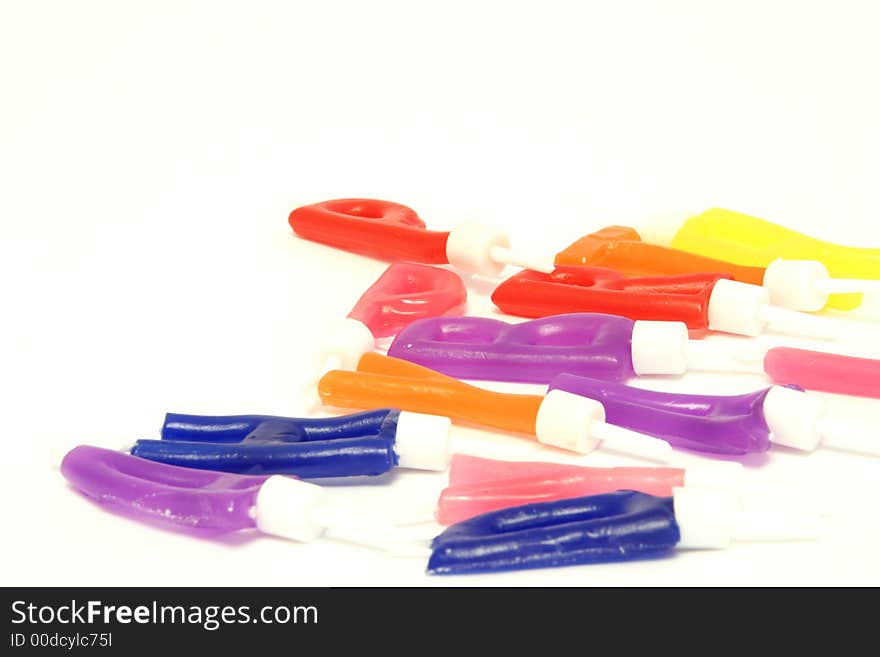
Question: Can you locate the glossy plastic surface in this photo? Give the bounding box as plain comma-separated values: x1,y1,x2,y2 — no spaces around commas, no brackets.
556,225,767,284
764,347,880,399
61,445,267,532
428,491,680,575
348,263,467,339
549,374,775,455
438,454,684,525
388,313,636,383
671,208,880,310
288,198,450,263
318,353,543,436
491,265,725,333
131,409,401,478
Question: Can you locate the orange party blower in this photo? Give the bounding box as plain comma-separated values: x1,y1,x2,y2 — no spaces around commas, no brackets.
317,353,673,462
556,226,767,284
557,226,880,313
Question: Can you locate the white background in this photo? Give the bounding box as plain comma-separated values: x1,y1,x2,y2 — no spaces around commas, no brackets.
2,1,879,586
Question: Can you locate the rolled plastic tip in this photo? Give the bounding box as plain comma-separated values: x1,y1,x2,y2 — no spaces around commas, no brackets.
393,411,452,471
535,389,674,462
673,487,822,549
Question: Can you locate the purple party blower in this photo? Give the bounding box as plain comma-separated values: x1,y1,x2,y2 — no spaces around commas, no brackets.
61,445,407,548
388,313,636,383
547,375,822,455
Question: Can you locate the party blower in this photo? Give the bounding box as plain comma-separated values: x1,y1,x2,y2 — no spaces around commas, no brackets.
436,454,814,525
61,446,415,550
425,490,821,575
299,262,467,410
556,226,880,313
316,353,674,462
640,208,880,311
129,408,452,478
491,265,838,339
549,374,880,457
288,198,556,276
387,313,880,399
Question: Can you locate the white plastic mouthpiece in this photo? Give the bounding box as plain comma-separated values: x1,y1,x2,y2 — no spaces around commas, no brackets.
446,221,555,276
707,278,837,339
297,317,375,412
673,487,821,549
393,411,452,471
255,476,405,551
535,390,674,462
763,258,880,312
630,320,766,375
